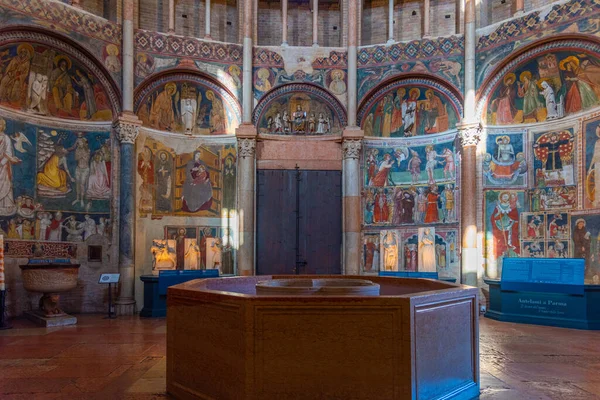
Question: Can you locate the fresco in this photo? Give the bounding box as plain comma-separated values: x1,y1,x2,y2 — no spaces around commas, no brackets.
362,233,380,273
528,186,577,212
137,135,236,218
380,230,400,272
532,128,575,188
520,212,571,259
360,85,460,137
256,93,341,135
485,51,600,125
0,117,111,243
583,116,600,208
571,212,600,283
484,190,527,276
483,131,528,188
135,79,241,135
0,42,113,121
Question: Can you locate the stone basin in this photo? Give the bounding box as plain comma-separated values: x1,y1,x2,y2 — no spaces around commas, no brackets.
167,275,480,400
20,264,80,320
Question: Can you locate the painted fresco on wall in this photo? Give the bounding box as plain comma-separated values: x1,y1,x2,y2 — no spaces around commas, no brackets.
358,58,464,101
532,128,575,188
528,186,577,212
0,116,111,243
484,190,527,276
256,93,341,135
483,131,528,188
362,233,380,273
571,212,600,283
360,85,459,137
485,51,600,125
136,79,241,135
380,230,400,272
583,115,600,208
0,42,113,121
137,136,236,218
520,211,572,259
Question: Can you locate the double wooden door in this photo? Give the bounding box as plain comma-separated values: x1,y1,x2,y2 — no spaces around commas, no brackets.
256,169,342,275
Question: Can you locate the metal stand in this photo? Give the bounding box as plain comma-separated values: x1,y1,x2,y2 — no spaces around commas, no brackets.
105,283,116,319
0,290,12,330
294,165,307,275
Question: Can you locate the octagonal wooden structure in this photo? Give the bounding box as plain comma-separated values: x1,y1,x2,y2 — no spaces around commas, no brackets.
167,275,479,400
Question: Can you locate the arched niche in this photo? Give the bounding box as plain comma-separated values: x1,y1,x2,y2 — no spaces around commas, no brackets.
0,29,121,121
134,72,241,135
478,37,600,126
252,83,347,136
358,76,463,137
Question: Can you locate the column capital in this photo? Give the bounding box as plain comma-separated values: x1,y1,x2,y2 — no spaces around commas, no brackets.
237,137,256,158
342,139,362,160
457,122,482,147
113,113,141,144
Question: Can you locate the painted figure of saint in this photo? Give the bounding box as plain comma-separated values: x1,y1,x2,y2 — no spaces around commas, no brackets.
534,132,573,174
292,104,306,133
184,241,201,270
425,145,439,185
561,56,599,114
407,150,422,184
382,95,393,137
442,184,455,222
0,118,19,215
72,70,96,119
329,69,346,95
382,232,398,271
49,56,75,115
517,71,541,122
573,218,591,277
400,190,415,224
491,73,517,124
37,144,74,197
391,88,405,134
424,185,440,223
206,90,227,133
540,80,560,120
182,152,213,213
490,192,520,260
0,44,33,104
87,151,111,200
587,125,600,207
416,187,427,224
149,83,176,131
137,147,154,213
371,153,395,187
418,228,436,272
283,111,291,133
424,89,448,133
437,148,455,180
69,132,90,207
374,189,389,223
155,152,172,212
403,89,419,136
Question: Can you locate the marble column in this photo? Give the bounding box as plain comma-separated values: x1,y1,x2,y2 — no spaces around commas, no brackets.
242,0,253,124
168,0,176,34
387,0,394,44
236,136,256,276
342,137,363,275
423,0,430,37
114,115,140,315
460,0,479,287
312,0,318,46
205,0,211,39
514,0,524,16
347,0,358,127
282,0,288,46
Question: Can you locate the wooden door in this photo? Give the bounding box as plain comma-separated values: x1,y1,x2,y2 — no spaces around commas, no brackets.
256,170,342,275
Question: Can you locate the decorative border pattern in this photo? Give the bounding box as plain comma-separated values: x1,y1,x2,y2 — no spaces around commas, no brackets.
135,30,243,64
477,0,600,51
358,36,464,67
0,0,121,44
0,106,112,132
134,73,242,125
357,78,464,126
4,240,77,258
251,83,348,127
476,39,600,120
0,30,121,115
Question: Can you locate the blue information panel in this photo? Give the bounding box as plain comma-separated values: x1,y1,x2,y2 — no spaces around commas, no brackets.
501,258,585,295
379,271,439,279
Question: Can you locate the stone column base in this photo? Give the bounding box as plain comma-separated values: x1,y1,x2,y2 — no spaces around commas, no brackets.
115,300,136,316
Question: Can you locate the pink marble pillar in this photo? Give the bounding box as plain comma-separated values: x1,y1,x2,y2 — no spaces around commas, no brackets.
312,0,318,46
168,0,176,34
423,0,430,37
205,0,212,39
514,0,524,15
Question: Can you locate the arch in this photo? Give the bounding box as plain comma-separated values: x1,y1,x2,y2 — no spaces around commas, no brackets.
0,27,121,119
477,36,600,126
357,75,463,137
134,70,242,135
252,82,347,135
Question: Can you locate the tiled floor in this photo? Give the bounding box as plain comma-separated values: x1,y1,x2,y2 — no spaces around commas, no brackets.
1,315,599,399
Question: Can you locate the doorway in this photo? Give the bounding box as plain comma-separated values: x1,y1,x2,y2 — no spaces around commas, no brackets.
256,169,342,275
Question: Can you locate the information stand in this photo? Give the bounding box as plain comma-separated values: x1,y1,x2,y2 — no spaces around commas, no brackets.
99,273,120,319
485,258,600,330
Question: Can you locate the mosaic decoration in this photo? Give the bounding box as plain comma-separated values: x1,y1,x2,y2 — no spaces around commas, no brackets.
0,116,112,243
358,78,462,137
571,211,600,283
532,128,575,189
483,130,528,188
0,37,117,121
484,190,527,276
479,41,600,125
4,240,77,258
134,73,241,135
137,135,236,218
583,115,600,208
135,31,242,64
252,83,347,130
